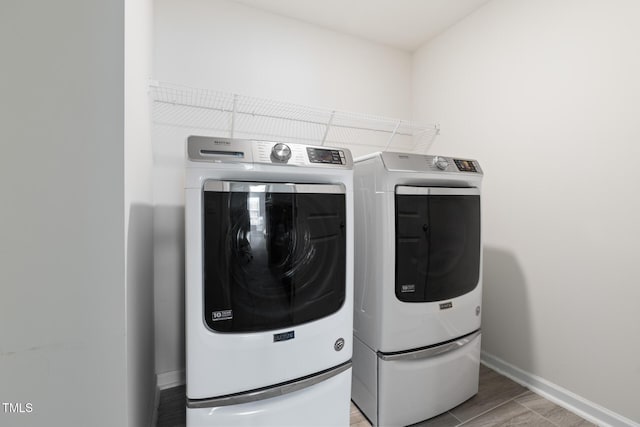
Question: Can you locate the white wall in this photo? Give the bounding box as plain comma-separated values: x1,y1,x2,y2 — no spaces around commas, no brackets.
0,1,156,425
154,0,411,119
125,0,156,425
152,0,413,378
0,1,127,426
413,0,640,423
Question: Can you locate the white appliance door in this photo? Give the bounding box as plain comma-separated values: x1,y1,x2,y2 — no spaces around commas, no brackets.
377,332,481,427
187,367,352,427
186,181,353,398
378,186,482,352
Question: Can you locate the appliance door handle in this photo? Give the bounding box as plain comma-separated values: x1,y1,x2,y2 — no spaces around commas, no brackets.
204,180,346,194
187,361,351,409
395,186,480,196
378,330,481,362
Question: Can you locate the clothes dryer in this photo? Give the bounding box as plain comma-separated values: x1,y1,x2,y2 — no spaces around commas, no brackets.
352,152,483,426
185,136,354,426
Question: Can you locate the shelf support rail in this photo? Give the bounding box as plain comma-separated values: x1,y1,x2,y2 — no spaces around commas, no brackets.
383,120,402,152
321,111,336,146
230,94,238,138
411,123,441,153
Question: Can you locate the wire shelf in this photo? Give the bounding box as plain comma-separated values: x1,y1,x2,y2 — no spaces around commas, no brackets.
150,81,439,153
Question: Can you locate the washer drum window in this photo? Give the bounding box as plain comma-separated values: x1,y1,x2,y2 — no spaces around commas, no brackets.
202,181,347,333
395,186,481,303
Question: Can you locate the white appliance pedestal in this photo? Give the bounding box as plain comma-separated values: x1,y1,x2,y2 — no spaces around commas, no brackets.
187,368,351,427
353,334,481,427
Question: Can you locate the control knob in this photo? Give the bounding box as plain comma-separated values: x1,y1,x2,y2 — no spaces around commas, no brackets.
433,156,449,170
271,143,292,163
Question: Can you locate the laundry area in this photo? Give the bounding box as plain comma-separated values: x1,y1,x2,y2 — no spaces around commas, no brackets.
2,1,640,427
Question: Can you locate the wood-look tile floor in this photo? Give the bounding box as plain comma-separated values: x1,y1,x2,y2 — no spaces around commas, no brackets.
157,364,596,427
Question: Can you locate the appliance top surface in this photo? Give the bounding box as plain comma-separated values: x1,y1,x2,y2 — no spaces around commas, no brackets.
356,151,483,175
187,136,353,169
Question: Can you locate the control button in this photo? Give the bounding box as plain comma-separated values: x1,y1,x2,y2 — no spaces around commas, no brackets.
271,143,292,163
433,156,449,170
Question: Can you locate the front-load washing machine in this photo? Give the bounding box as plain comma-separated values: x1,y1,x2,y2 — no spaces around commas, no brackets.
184,136,354,426
352,152,483,426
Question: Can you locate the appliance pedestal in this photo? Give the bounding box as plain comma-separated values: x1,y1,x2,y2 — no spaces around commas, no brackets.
188,369,351,427
352,334,481,427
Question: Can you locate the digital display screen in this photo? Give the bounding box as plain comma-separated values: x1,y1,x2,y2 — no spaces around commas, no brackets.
454,159,477,172
307,148,345,165
315,149,334,162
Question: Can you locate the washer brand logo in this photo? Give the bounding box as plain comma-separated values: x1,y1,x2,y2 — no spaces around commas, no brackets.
212,310,232,321
440,302,453,310
213,140,230,145
274,331,295,342
401,284,416,293
334,338,345,351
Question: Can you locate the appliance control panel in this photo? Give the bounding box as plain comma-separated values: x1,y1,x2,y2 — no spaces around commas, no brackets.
187,136,353,168
379,151,482,174
306,147,347,165
453,158,478,172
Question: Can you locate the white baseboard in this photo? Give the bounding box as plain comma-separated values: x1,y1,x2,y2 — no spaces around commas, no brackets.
481,351,640,427
157,369,186,390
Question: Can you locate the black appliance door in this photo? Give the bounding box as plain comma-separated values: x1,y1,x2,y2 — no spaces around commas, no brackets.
395,187,480,303
202,181,347,333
